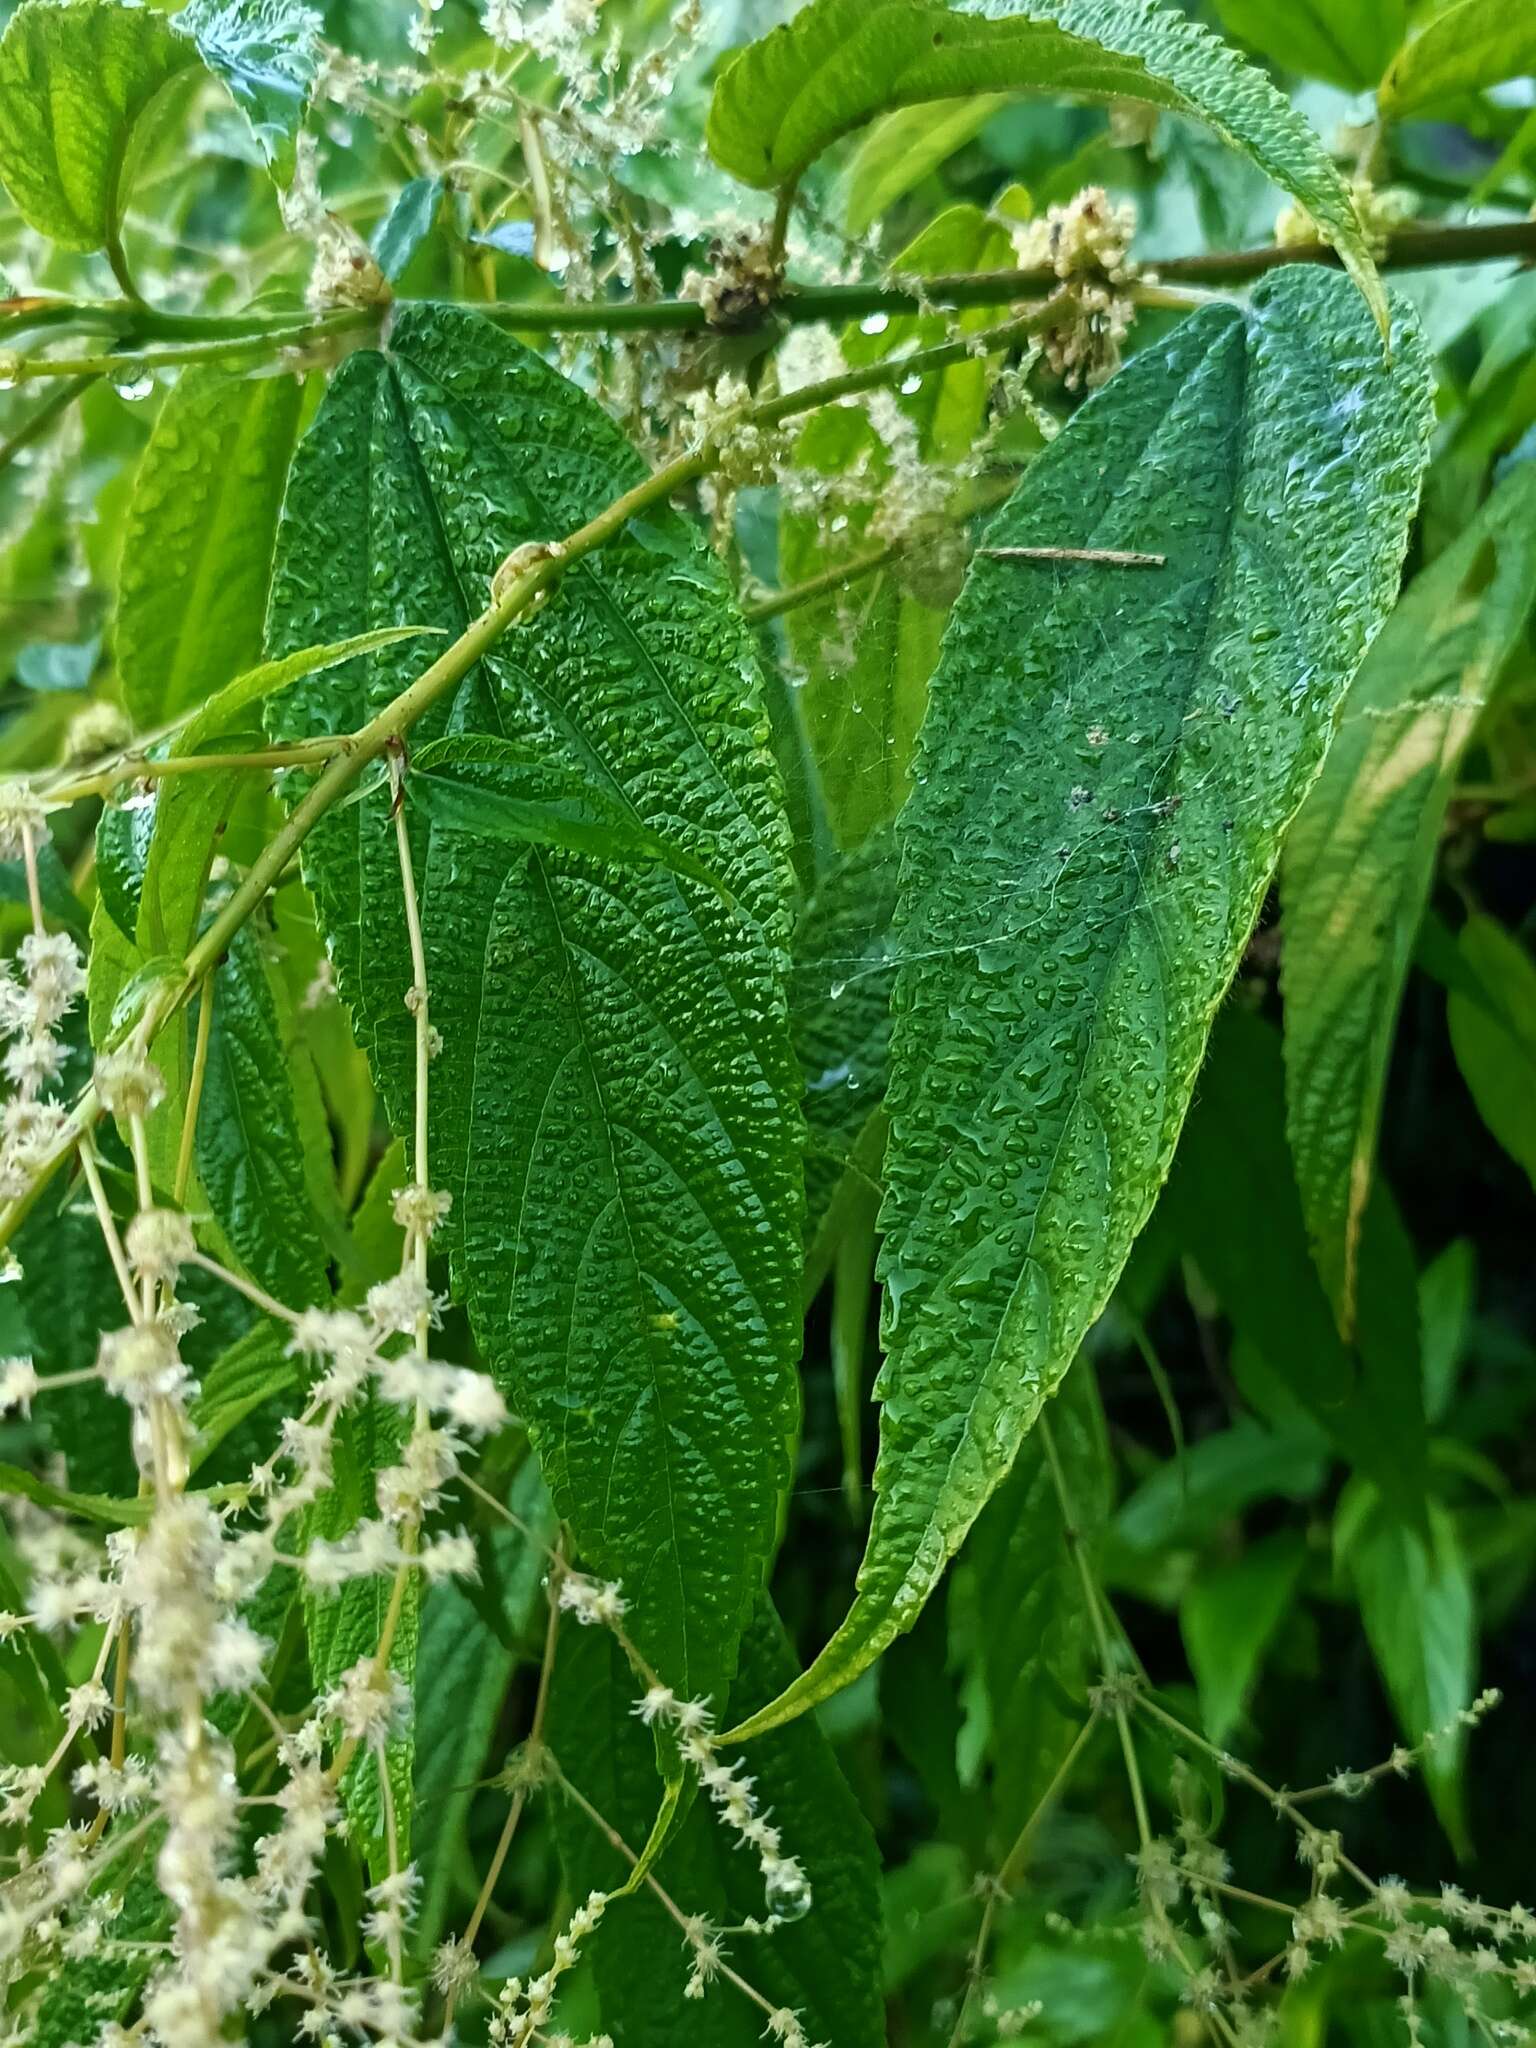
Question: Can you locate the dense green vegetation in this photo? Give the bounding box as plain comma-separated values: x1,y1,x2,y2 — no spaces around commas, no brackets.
0,1,1534,2043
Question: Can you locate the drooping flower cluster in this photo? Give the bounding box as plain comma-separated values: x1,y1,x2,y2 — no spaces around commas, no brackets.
0,791,83,1208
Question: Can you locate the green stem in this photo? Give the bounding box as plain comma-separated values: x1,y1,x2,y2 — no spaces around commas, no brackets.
48,736,348,805
0,315,374,382
0,302,1101,1255
8,219,1534,366
0,373,99,475
0,297,375,344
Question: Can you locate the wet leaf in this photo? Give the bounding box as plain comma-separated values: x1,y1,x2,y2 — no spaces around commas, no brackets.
791,829,897,1282
179,0,320,182
409,732,726,891
117,368,306,729
0,0,200,250
727,268,1432,1740
195,922,331,1309
372,173,443,280
266,304,803,1703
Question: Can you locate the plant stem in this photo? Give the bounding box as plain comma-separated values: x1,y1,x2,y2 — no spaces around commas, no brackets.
0,306,1063,1254
947,1716,1099,2048
48,737,351,806
442,1567,562,2027
1039,1412,1152,1844
0,373,98,476
0,316,373,382
8,218,1533,369
174,980,215,1208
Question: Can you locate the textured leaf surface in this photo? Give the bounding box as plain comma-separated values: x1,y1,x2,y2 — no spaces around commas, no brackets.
1281,463,1536,1330
179,0,320,181
1380,0,1536,119
187,1319,297,1473
413,1464,554,1953
372,173,443,280
195,922,330,1308
0,0,199,249
266,304,802,1703
549,1602,884,2048
409,733,724,889
1447,915,1536,1187
708,0,1384,323
783,204,1008,852
728,269,1432,1740
792,829,897,1273
117,368,305,729
303,1394,417,1879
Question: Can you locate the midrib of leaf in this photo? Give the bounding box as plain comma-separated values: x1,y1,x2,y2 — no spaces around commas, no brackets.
269,306,802,1708
526,856,694,1673
389,334,779,884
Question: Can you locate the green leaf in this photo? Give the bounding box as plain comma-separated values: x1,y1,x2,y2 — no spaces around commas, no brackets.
1163,1009,1428,1516
953,1360,1109,1843
1180,1530,1307,1745
784,204,1012,851
1281,462,1536,1332
187,1316,298,1472
303,1393,418,1881
1213,0,1406,92
0,0,200,251
1446,914,1536,1187
840,95,1010,234
179,0,320,183
132,629,430,966
0,1460,153,1526
549,1601,885,2048
727,268,1432,1742
1380,0,1536,120
1112,1419,1329,1562
194,921,331,1308
95,790,158,941
1420,1238,1475,1428
792,829,897,1282
372,173,444,281
265,304,803,1704
409,733,728,893
117,367,306,729
707,0,1386,328
1337,1486,1475,1851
